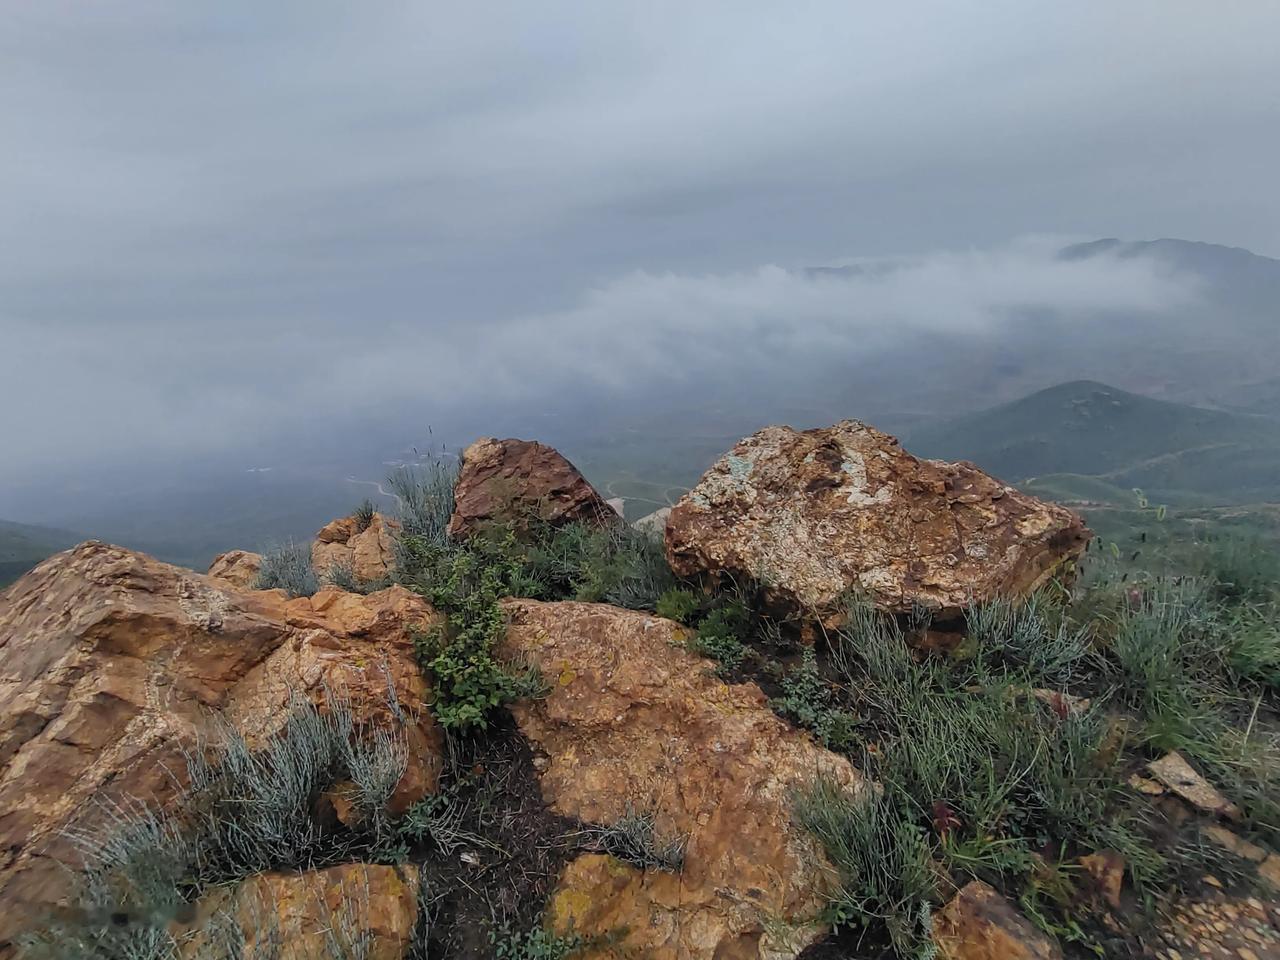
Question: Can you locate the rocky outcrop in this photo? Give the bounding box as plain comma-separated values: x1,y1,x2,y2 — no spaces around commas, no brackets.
665,421,1090,621
932,881,1063,960
312,513,399,583
631,505,671,538
449,437,617,540
207,548,263,588
185,863,420,960
499,599,867,960
0,543,441,951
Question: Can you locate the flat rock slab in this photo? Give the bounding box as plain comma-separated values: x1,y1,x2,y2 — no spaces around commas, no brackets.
1148,751,1242,820
499,598,868,960
933,880,1063,960
665,421,1090,621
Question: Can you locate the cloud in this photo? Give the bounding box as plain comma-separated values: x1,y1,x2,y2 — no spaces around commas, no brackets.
0,1,1274,495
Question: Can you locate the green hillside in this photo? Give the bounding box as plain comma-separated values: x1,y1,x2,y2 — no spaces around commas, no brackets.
906,380,1280,506
0,520,85,588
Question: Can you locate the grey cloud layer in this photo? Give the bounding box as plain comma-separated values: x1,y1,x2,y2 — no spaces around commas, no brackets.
1,2,1276,480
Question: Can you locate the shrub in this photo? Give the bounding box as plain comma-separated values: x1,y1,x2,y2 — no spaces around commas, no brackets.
793,779,937,958
20,693,413,960
771,649,859,752
353,498,377,534
582,805,686,872
490,925,585,960
388,457,458,548
654,587,699,624
254,541,319,598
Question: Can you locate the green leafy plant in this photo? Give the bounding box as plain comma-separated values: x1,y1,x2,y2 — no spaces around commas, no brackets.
771,648,859,752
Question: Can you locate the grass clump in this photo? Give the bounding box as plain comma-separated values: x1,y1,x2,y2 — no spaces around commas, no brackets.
794,779,937,958
654,587,699,623
19,693,417,960
254,541,319,598
353,498,377,533
581,805,686,873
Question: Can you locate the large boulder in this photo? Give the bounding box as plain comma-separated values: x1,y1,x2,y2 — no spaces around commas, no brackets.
185,862,420,960
0,543,442,953
498,599,867,960
312,513,399,583
665,421,1090,621
448,437,618,540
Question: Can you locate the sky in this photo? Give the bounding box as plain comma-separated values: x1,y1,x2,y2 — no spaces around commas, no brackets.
3,1,1279,493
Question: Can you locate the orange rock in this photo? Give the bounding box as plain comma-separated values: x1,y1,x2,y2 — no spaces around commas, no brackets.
207,548,263,588
449,437,617,540
665,422,1090,621
933,880,1063,960
312,513,399,583
186,862,420,959
1078,850,1125,909
0,543,442,952
500,599,868,960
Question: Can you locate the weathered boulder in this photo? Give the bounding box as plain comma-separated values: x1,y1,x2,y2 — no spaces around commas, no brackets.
498,599,867,960
312,513,399,583
932,881,1063,960
184,863,420,960
666,421,1090,621
207,549,263,588
449,437,617,540
0,543,441,952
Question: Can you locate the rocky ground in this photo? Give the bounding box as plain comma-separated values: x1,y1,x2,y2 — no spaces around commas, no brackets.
1,422,1277,959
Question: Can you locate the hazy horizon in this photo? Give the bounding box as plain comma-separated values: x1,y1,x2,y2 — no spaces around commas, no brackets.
4,3,1280,542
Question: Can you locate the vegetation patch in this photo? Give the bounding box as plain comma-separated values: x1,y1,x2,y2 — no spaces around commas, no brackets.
253,540,319,597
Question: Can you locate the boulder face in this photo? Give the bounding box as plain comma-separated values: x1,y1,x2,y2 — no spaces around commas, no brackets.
449,437,618,540
207,548,263,588
312,513,399,583
186,863,420,960
0,543,441,952
499,599,867,960
665,421,1090,620
933,881,1063,960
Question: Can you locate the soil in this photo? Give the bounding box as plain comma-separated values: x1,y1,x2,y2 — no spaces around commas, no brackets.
411,716,582,960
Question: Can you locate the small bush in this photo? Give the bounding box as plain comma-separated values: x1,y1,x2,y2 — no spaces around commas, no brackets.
254,541,319,598
794,779,937,958
490,925,585,960
771,649,859,752
654,587,700,624
389,458,458,548
353,499,377,533
685,602,750,673
21,693,413,959
582,805,686,872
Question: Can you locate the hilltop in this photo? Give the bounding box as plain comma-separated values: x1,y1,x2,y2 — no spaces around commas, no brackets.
906,379,1280,507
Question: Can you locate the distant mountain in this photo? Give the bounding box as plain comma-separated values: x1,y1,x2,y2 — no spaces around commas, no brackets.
906,380,1280,507
0,519,85,587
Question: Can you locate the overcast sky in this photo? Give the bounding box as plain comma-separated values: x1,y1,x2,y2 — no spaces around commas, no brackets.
3,2,1278,488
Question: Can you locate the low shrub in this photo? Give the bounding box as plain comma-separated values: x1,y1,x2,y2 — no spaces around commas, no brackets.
581,805,686,872
20,693,415,960
254,541,319,598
